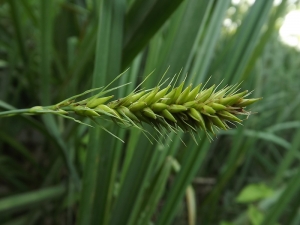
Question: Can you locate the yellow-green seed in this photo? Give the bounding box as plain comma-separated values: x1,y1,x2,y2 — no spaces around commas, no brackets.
138,92,150,102
151,103,168,112
129,101,147,112
122,93,135,106
196,85,215,103
107,98,126,108
117,106,139,121
194,103,205,111
75,107,86,115
219,90,248,105
172,81,185,103
208,102,227,111
143,107,157,119
187,83,202,101
188,108,201,122
56,109,68,114
127,91,146,105
203,105,216,114
96,105,121,119
29,106,44,113
218,111,242,122
210,115,226,130
85,109,100,117
235,98,262,107
74,107,85,116
183,100,197,108
168,105,188,113
160,88,176,104
161,109,177,122
152,85,171,103
74,106,100,117
176,84,192,104
143,87,159,104
188,108,206,130
86,95,114,108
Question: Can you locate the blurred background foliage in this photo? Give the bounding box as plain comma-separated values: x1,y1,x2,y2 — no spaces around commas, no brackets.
0,0,300,224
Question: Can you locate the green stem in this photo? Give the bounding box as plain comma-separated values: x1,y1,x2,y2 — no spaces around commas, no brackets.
0,106,75,118
0,109,32,117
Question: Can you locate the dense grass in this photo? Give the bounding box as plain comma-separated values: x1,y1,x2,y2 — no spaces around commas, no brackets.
0,0,300,224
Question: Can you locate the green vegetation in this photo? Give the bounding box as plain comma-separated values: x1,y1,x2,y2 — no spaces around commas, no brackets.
0,0,299,224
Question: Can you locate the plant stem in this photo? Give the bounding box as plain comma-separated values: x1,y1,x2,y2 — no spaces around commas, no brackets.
0,109,32,117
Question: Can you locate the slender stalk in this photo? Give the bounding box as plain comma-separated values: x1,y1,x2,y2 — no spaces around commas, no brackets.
0,109,32,117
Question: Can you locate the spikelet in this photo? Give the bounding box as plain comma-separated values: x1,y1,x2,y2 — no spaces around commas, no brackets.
61,79,261,137
2,74,261,141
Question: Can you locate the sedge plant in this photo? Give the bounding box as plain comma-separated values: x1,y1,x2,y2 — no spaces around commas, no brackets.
0,72,261,142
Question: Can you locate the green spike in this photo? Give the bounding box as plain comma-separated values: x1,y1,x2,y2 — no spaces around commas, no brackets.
219,90,248,105
210,115,226,130
151,85,171,103
129,101,147,112
86,95,114,108
208,103,227,111
187,83,202,101
203,105,216,114
176,84,192,104
117,106,139,121
168,105,188,113
143,107,157,119
172,81,185,103
161,109,177,123
188,108,206,130
235,98,262,107
196,85,215,103
218,111,242,122
96,105,121,119
151,103,168,112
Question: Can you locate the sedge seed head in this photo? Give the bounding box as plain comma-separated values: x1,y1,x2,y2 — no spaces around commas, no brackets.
46,77,262,141
85,82,260,139
81,81,260,138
